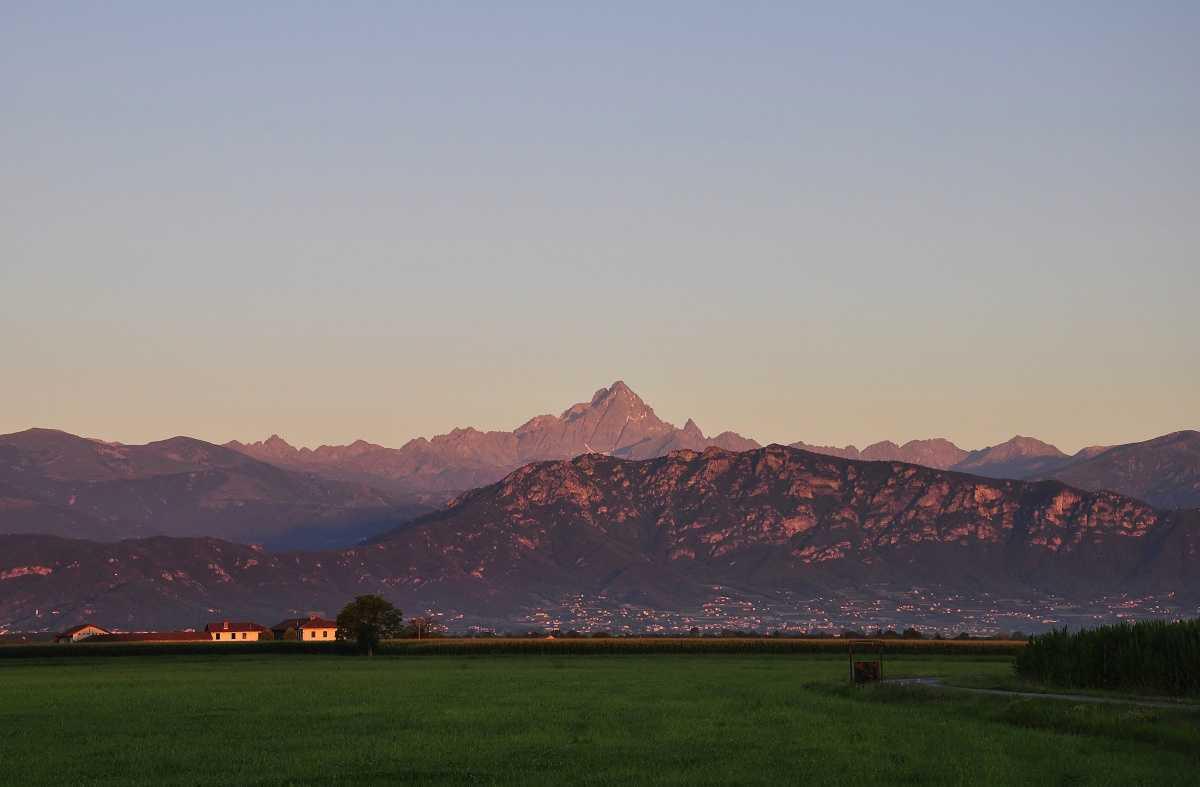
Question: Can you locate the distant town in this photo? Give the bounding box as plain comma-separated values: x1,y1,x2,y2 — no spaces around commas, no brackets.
467,586,1197,638
6,586,1195,644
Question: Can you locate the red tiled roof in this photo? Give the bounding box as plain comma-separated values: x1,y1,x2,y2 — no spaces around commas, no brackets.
203,621,266,634
272,616,337,630
88,631,212,643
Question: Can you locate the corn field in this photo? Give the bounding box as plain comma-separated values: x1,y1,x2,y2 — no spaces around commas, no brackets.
0,637,1025,658
1015,619,1200,697
375,637,1024,656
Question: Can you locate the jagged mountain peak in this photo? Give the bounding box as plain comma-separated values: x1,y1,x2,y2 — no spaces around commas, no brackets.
566,380,651,420
260,434,297,454
600,379,633,398
224,434,303,463
219,381,756,495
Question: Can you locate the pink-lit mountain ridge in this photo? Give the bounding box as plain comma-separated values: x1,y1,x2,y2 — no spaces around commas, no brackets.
2,444,1197,631
3,381,1198,631
226,381,1199,509
792,431,1200,509
227,381,759,497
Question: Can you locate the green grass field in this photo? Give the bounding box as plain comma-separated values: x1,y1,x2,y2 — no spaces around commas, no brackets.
2,654,1197,785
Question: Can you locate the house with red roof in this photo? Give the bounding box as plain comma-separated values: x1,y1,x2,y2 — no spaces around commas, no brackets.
204,621,269,642
271,615,338,642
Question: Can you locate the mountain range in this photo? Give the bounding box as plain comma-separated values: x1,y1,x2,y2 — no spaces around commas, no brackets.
2,445,1197,631
2,380,1197,632
791,432,1200,509
223,381,1200,509
3,383,1197,556
0,382,759,551
1048,430,1200,510
0,428,431,550
225,381,759,496
791,435,1087,480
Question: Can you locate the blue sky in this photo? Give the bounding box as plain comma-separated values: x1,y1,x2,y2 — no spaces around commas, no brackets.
2,3,1197,450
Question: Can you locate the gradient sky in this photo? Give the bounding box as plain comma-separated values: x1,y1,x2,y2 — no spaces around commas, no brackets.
3,2,1197,453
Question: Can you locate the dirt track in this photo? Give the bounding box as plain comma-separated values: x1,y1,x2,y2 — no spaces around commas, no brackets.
882,677,1200,711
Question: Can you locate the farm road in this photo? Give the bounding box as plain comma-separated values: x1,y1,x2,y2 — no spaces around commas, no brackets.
883,677,1200,711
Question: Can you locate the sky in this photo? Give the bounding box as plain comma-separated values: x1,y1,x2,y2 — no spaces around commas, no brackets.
2,2,1197,453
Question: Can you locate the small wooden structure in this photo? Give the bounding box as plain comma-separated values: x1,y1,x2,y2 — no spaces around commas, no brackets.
848,640,884,684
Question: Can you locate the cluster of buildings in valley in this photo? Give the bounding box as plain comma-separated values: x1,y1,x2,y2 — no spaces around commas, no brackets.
53,615,338,644
495,587,1199,637
33,590,1199,642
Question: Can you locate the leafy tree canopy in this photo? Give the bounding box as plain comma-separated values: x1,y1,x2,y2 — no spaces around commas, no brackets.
336,595,403,655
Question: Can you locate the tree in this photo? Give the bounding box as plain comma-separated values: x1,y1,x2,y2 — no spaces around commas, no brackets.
336,595,403,655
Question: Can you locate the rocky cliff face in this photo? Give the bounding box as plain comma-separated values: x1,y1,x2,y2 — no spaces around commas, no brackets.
227,381,760,496
5,445,1195,630
388,445,1172,600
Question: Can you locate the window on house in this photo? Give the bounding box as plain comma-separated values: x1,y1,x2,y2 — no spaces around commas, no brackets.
215,633,220,640
322,630,328,638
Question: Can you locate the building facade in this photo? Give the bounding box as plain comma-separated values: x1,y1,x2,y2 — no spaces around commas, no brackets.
271,615,338,642
204,621,268,641
54,623,110,642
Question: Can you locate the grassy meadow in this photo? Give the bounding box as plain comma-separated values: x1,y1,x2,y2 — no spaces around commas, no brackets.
2,653,1197,785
